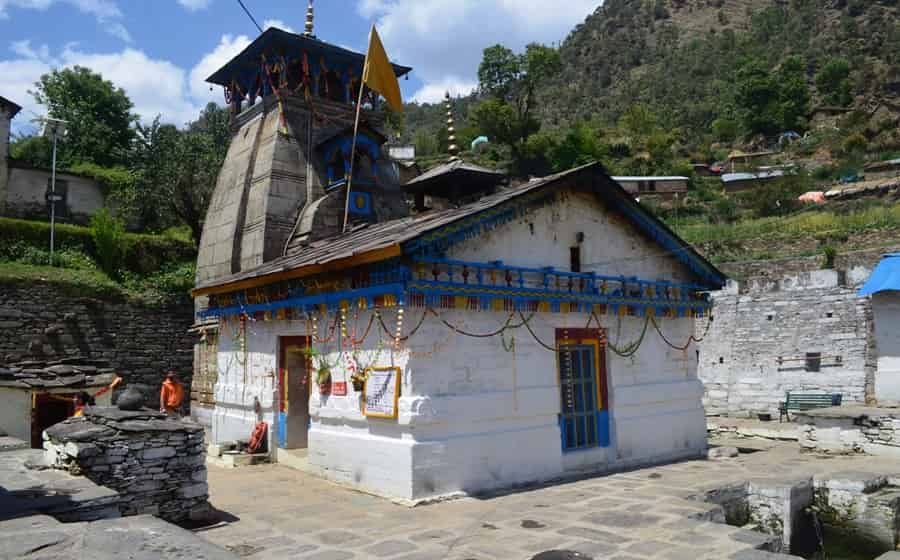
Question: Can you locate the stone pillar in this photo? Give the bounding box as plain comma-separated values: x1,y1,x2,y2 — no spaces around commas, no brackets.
44,407,209,522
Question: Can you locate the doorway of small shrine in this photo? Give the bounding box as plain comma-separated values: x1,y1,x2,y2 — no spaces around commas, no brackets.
277,337,311,450
31,393,75,448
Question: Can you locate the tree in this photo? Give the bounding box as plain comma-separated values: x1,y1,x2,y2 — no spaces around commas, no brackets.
472,43,562,170
816,58,853,107
9,134,52,167
477,45,520,99
735,58,784,136
777,56,811,132
126,103,231,243
31,66,136,168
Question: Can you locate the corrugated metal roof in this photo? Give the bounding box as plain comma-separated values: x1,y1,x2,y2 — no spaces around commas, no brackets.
721,170,786,183
859,254,900,296
406,160,504,186
612,176,689,182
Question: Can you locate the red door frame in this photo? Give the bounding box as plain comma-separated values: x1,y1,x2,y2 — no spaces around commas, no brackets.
277,336,311,449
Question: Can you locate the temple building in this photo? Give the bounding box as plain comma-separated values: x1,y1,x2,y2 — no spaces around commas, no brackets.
192,8,727,502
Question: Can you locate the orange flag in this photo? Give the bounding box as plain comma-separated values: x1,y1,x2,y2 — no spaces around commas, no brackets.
362,26,403,113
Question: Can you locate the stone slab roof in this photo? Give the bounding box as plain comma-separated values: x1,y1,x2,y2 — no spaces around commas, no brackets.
46,408,204,443
195,162,728,294
0,357,117,390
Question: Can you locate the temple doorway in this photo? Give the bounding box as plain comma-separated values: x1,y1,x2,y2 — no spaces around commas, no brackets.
277,337,311,450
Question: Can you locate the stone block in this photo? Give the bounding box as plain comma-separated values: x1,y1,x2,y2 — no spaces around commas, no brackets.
178,483,208,499
142,447,176,460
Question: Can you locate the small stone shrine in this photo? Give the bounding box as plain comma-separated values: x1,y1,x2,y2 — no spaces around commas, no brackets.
0,357,118,447
44,407,209,522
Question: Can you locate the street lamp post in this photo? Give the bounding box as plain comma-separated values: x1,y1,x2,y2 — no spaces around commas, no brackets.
41,118,67,266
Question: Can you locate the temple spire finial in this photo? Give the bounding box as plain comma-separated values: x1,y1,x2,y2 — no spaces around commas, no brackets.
304,0,315,38
445,92,459,162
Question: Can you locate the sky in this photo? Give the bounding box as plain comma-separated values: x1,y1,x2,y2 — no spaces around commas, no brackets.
0,0,600,135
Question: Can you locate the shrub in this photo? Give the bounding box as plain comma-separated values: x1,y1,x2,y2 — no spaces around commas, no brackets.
842,133,868,155
90,209,126,278
0,217,195,275
121,262,196,305
822,245,837,269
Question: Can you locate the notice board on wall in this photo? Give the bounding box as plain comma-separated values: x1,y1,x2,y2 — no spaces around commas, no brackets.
363,366,401,419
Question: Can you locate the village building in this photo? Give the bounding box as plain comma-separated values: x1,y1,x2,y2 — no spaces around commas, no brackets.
0,95,108,225
721,169,786,193
859,254,900,405
864,158,900,180
192,16,726,502
612,176,689,199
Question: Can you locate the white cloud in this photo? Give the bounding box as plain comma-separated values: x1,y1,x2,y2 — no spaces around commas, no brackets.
1,41,204,134
357,0,598,104
412,76,476,104
263,18,294,33
188,33,252,105
61,46,199,126
0,0,131,42
177,0,211,11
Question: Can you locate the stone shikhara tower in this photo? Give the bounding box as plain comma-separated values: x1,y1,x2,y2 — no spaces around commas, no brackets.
196,24,412,287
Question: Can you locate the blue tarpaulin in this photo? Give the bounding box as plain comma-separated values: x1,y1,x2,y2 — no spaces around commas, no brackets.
858,254,900,296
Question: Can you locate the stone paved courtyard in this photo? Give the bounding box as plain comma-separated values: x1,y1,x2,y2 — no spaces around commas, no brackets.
198,439,900,560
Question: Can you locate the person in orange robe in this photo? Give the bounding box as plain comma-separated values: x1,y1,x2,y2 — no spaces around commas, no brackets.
159,371,185,417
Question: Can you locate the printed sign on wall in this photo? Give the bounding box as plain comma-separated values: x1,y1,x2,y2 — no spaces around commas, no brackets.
363,366,401,419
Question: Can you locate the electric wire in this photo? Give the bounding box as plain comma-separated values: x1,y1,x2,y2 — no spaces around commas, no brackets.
236,0,263,33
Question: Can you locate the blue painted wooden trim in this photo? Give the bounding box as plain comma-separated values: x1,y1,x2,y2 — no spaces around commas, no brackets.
413,257,708,295
405,280,712,312
277,412,287,449
199,283,406,319
597,410,610,448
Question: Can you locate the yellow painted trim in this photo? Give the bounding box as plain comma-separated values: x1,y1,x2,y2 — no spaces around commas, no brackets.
362,366,401,420
192,245,402,297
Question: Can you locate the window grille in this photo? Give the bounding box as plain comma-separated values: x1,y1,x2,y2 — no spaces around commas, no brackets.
558,343,608,452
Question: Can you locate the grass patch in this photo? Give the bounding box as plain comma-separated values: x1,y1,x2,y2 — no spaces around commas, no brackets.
0,262,129,300
675,202,900,244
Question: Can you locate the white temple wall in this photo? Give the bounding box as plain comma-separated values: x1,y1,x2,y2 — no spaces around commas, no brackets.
301,306,705,501
449,189,695,285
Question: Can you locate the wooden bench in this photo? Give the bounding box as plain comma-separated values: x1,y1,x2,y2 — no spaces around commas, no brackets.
779,392,843,422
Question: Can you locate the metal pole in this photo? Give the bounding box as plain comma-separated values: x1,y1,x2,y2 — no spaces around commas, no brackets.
342,35,370,234
50,133,57,266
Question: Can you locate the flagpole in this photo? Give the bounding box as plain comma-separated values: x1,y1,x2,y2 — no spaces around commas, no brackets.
342,28,371,233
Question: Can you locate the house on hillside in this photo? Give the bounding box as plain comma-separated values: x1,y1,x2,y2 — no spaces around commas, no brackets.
613,176,689,199
721,170,786,192
727,150,777,172
192,16,726,502
864,159,900,180
0,95,108,225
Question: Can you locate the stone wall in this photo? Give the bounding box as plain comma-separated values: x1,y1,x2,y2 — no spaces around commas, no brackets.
698,268,875,417
44,407,208,522
796,409,900,457
0,281,195,404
